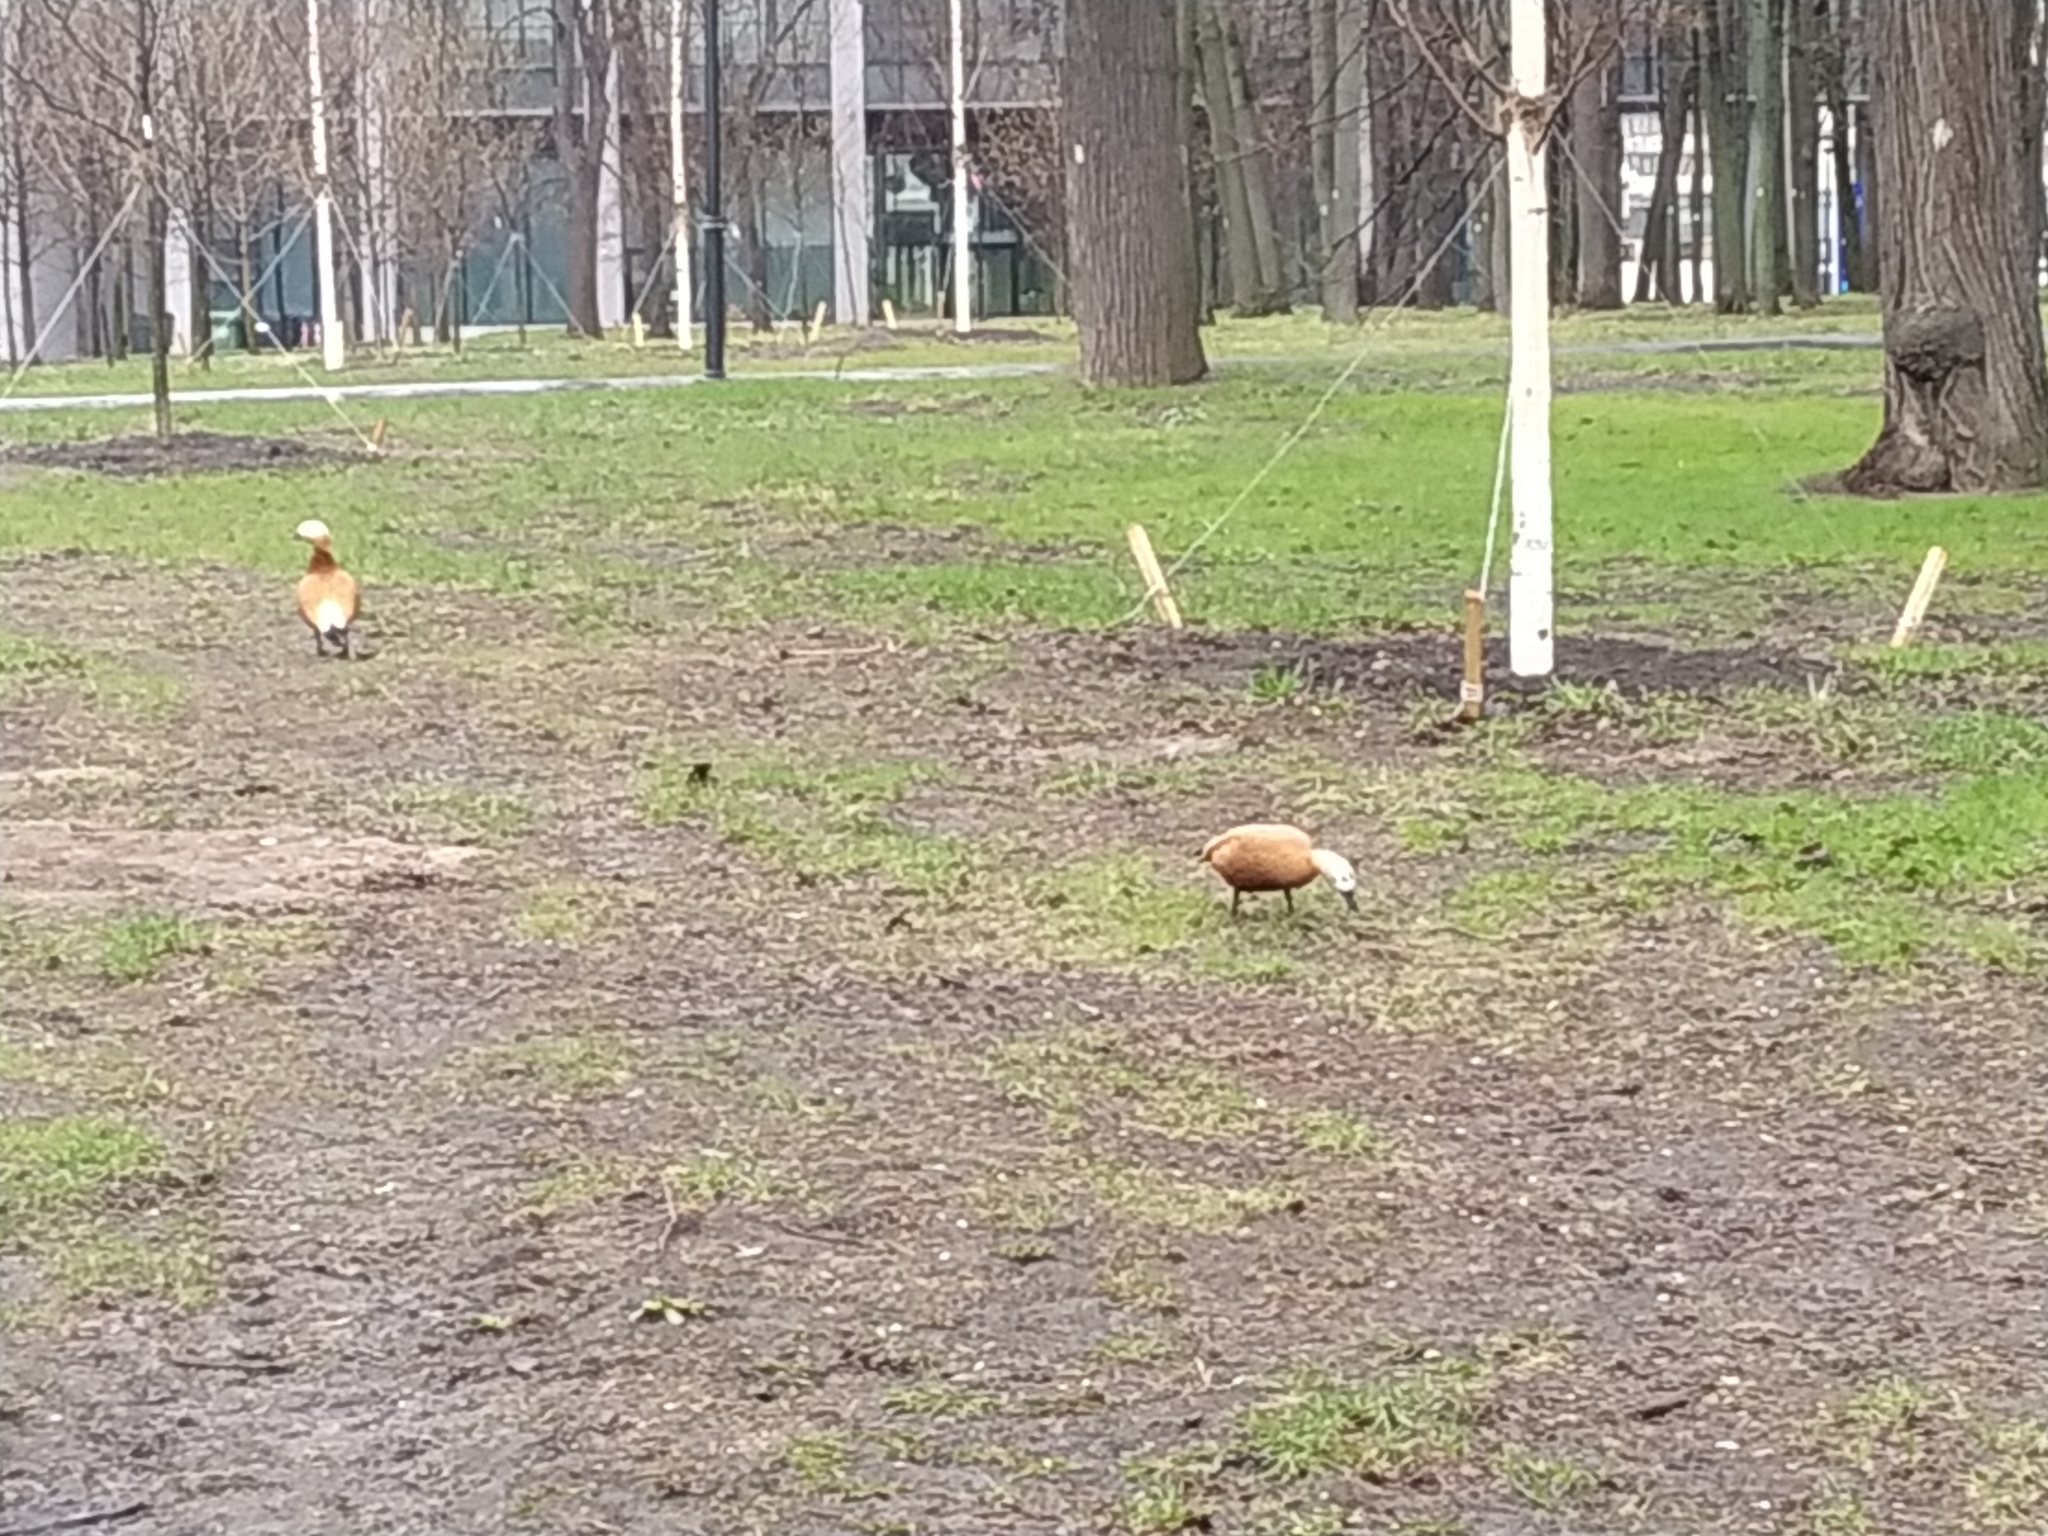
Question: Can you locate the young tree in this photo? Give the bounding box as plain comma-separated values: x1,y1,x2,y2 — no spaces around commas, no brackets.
10,0,177,438
1840,0,2048,495
1064,0,1205,384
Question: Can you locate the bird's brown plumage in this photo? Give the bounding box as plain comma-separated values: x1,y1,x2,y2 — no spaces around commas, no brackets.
1200,822,1318,893
1199,821,1358,915
296,531,360,657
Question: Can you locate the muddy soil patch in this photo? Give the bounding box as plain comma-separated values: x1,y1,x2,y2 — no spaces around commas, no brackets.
0,821,485,917
1076,625,1839,703
3,431,367,479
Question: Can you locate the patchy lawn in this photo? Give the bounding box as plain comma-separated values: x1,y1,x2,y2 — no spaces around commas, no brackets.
3,322,2046,1535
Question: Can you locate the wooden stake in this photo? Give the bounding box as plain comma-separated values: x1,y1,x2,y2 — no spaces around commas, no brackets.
397,306,415,348
1457,588,1486,721
369,418,388,452
631,311,646,348
808,300,828,342
1125,523,1184,629
1890,545,1948,648
881,297,898,331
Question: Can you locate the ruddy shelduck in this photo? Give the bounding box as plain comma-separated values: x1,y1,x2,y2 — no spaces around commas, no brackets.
294,518,360,660
1199,822,1358,916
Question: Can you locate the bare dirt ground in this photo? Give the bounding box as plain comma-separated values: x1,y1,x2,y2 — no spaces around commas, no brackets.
3,550,2045,1536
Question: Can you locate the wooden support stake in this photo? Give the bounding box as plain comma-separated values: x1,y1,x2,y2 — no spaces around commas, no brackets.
630,311,646,348
1125,523,1184,629
808,300,828,342
1457,588,1486,721
881,297,898,331
1890,545,1948,648
397,306,415,349
369,418,388,452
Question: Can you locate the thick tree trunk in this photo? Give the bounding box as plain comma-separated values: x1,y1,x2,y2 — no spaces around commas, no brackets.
1785,0,1820,305
1701,0,1750,311
1571,3,1623,309
1066,0,1207,385
1841,0,2048,496
1744,0,1785,314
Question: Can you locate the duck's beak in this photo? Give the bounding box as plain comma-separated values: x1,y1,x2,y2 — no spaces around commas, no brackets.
1341,889,1358,912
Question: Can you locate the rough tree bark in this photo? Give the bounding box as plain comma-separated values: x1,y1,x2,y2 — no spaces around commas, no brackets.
1701,0,1750,311
1785,0,1820,305
1744,0,1785,314
1841,0,2048,496
552,0,607,336
1066,0,1207,385
1571,0,1623,309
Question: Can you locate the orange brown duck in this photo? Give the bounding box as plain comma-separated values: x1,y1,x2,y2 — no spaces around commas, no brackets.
1199,821,1358,916
294,518,360,660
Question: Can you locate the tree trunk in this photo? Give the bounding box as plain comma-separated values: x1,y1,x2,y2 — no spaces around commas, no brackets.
1175,0,1211,325
1066,0,1207,386
1701,0,1750,311
1821,0,1866,295
554,0,605,336
190,207,213,370
1852,100,1878,290
1688,32,1708,304
1195,0,1284,314
1318,0,1362,321
1634,55,1693,304
1785,0,1820,305
1222,16,1288,310
1195,3,1262,313
1571,2,1623,309
1744,0,1785,314
145,174,171,443
1840,0,2048,496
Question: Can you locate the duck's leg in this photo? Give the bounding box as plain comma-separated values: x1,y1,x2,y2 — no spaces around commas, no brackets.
1283,888,1295,913
312,629,327,658
1231,889,1243,917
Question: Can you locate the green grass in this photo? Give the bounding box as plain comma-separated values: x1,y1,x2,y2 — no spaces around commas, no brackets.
0,1113,216,1310
396,783,535,844
0,628,186,717
1410,755,2048,969
1236,1360,1484,1482
639,750,970,892
5,303,2045,645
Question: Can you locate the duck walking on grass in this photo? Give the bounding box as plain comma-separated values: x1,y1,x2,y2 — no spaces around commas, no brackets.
1200,822,1359,916
295,519,360,660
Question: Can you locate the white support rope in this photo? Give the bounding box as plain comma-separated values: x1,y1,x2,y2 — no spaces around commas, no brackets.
1,182,143,400
1116,152,1507,627
1478,377,1512,599
185,231,380,452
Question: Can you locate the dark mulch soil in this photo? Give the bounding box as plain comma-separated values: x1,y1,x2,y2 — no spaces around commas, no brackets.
3,430,366,478
1097,624,1840,702
2,552,2044,1536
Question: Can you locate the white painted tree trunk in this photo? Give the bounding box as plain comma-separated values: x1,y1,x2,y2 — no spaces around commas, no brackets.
1506,0,1553,678
306,0,345,371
